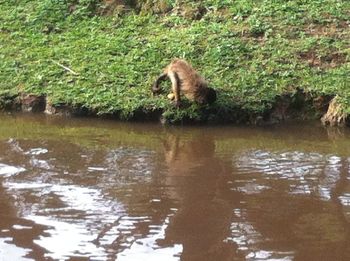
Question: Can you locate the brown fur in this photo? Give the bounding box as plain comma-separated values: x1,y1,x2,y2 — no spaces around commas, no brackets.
152,59,217,107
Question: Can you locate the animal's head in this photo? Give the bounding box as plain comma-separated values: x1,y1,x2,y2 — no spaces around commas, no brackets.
195,87,217,105
205,87,217,105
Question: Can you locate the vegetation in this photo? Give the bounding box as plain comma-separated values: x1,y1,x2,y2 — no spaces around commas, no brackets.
0,0,349,123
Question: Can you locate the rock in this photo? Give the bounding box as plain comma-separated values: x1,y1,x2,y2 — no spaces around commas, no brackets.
44,100,73,116
321,97,348,126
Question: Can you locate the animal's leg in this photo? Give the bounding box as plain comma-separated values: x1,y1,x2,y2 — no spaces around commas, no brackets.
169,72,181,107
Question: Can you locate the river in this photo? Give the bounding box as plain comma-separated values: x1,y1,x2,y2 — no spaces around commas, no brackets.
0,113,350,261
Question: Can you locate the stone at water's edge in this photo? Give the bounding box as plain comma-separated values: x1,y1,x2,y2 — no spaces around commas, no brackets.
44,100,71,116
321,97,348,127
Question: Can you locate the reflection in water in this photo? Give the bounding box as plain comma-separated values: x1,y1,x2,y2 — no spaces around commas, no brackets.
0,238,32,261
160,132,238,261
229,149,350,260
0,163,25,177
1,114,350,260
117,216,183,261
8,183,124,260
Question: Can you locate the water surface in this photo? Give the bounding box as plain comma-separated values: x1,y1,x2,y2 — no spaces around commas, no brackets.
1,113,350,260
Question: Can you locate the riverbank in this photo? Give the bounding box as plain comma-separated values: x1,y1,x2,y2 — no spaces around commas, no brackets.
1,1,349,124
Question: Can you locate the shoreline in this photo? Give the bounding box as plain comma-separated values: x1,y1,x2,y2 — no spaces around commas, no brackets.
1,91,348,126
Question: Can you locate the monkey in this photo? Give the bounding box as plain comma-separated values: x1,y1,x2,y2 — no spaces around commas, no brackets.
152,59,217,107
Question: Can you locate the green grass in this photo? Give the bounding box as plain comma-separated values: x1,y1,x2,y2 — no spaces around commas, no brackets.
0,0,349,123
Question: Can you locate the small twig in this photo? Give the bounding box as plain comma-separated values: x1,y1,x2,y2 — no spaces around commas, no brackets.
52,60,79,75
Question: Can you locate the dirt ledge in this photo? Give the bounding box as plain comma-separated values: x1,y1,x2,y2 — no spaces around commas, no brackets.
0,92,349,126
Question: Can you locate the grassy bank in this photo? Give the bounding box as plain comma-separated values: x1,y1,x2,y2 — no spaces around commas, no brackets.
0,0,349,123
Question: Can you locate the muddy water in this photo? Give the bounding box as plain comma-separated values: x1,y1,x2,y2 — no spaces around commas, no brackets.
1,114,350,261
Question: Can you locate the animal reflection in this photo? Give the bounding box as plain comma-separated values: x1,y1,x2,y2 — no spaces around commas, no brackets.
159,132,240,261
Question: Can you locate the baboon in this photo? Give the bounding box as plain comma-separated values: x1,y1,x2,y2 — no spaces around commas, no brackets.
152,59,217,107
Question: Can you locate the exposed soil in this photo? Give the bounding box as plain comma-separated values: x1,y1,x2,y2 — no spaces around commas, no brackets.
305,22,349,37
298,50,347,69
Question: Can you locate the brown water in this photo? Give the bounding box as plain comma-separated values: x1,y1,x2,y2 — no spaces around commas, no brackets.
1,113,350,261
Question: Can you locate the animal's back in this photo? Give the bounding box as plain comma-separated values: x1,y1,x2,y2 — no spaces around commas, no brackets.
165,59,207,95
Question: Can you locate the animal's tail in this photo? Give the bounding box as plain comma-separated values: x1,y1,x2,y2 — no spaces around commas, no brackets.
152,73,168,94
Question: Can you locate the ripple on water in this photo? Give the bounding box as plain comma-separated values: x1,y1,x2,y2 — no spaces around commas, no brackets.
0,238,33,261
228,149,349,260
234,150,342,199
24,148,49,156
117,217,182,261
3,179,181,260
4,182,124,260
0,163,25,177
